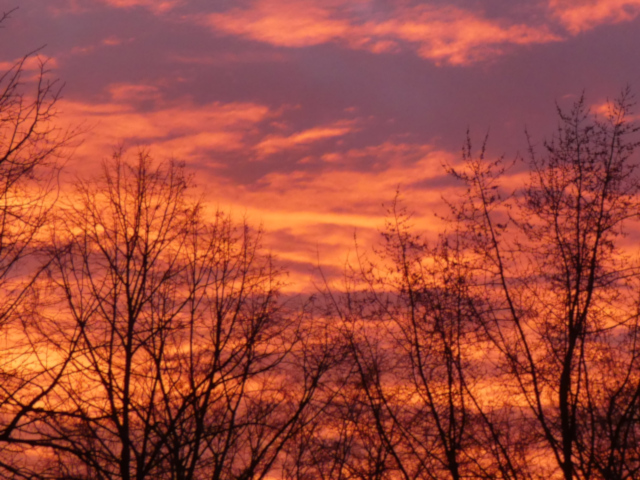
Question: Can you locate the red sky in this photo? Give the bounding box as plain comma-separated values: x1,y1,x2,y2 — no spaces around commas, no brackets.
4,0,640,288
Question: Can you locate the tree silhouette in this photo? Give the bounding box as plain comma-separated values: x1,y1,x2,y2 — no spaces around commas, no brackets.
445,90,640,480
314,91,640,480
0,9,76,478
38,153,335,480
316,197,521,480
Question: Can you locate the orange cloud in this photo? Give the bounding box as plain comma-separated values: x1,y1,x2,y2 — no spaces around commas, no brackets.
208,0,351,48
246,144,454,216
75,0,640,64
56,88,500,291
255,121,356,156
107,83,162,102
102,37,123,46
200,138,536,291
49,0,181,14
99,0,180,13
591,99,640,122
0,55,58,73
549,0,640,33
202,142,459,287
66,35,134,58
58,85,273,169
372,6,559,65
58,84,366,168
207,0,560,66
60,99,454,289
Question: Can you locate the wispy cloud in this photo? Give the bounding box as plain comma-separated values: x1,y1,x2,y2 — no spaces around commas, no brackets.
208,0,351,48
58,84,273,168
255,120,356,157
207,141,459,288
549,0,640,34
98,0,181,13
58,84,360,168
81,0,640,66
0,55,58,73
207,0,559,66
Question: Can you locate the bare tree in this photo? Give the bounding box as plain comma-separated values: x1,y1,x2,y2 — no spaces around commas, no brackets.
5,10,640,479
447,91,640,480
0,9,76,478
309,197,514,480
39,152,334,480
308,91,640,480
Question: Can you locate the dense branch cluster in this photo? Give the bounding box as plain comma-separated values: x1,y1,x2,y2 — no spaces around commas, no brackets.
3,14,640,480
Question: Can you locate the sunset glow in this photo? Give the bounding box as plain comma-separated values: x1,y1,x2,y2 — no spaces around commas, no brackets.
4,0,638,292
3,2,640,479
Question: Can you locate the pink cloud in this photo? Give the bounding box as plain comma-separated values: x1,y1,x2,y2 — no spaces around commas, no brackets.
71,0,640,65
58,85,273,169
0,55,58,73
48,0,180,15
207,1,560,66
549,0,640,34
58,94,453,289
208,0,351,48
57,84,360,170
204,142,459,288
255,120,356,157
62,0,640,66
371,6,559,65
67,35,134,58
98,0,181,13
107,83,162,102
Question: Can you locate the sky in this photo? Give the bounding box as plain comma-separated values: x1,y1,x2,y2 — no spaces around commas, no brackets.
3,0,640,288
